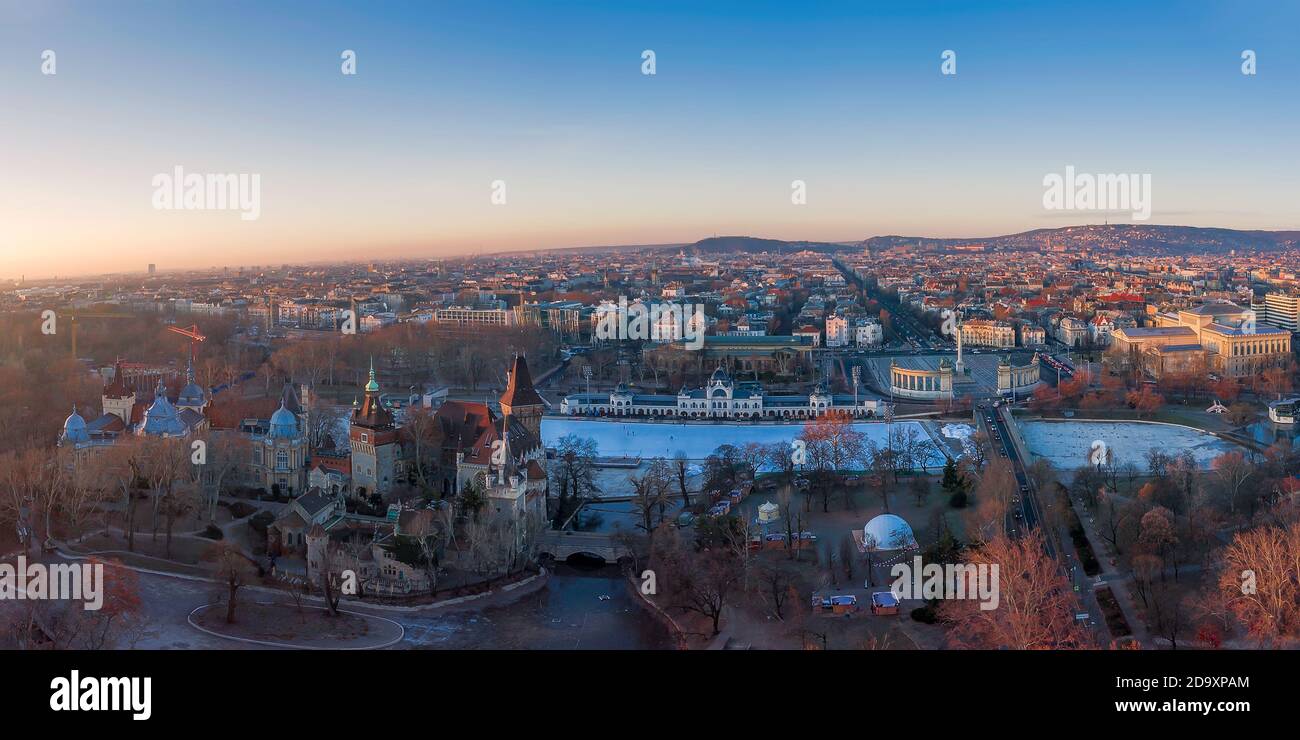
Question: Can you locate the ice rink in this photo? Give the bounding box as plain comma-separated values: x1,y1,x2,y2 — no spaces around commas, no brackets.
1019,420,1242,469
541,417,944,467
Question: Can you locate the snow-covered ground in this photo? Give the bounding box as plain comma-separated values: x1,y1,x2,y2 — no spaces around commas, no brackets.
1020,420,1242,469
940,423,974,441
940,423,979,460
541,418,944,468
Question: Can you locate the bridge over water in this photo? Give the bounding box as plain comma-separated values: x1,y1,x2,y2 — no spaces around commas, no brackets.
537,530,632,563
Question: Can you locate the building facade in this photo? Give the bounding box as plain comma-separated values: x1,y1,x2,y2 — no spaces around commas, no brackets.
959,319,1015,348
560,366,887,419
889,359,954,401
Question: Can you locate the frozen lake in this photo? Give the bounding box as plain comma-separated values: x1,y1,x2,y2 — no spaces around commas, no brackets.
541,417,944,468
1020,420,1242,469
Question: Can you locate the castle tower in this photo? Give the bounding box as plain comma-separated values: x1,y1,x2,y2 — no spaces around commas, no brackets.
102,359,136,425
499,354,545,441
349,357,398,496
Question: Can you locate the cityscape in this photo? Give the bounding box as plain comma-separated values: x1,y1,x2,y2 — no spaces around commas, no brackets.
1,0,1295,723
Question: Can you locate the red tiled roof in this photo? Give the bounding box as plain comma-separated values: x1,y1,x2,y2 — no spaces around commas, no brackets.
526,459,546,481
205,396,279,430
312,455,351,475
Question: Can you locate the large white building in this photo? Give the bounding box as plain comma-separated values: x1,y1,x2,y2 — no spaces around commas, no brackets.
433,305,515,326
1263,293,1300,332
560,366,888,420
855,320,883,347
826,315,850,347
959,319,1015,348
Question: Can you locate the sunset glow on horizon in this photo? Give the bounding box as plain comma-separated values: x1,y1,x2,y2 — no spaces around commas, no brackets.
3,0,1299,279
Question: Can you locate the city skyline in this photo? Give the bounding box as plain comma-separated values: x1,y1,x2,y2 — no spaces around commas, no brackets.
3,0,1300,279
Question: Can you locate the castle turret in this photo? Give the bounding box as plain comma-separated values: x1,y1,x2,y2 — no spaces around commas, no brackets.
350,357,397,496
102,359,136,425
499,354,544,441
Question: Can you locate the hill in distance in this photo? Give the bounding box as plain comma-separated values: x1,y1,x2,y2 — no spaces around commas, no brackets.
659,225,1300,256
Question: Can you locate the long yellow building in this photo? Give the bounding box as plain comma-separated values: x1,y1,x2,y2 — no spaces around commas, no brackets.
1111,302,1291,379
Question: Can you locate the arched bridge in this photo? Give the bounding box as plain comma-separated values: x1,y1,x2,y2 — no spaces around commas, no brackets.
538,530,632,563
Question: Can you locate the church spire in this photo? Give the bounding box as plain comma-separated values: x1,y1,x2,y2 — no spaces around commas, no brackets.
365,356,380,393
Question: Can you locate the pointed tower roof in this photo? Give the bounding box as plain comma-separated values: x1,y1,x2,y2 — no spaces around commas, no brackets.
280,379,303,414
499,354,543,408
104,358,133,398
352,358,393,429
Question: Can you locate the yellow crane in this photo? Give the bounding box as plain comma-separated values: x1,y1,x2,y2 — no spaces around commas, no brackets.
67,311,136,359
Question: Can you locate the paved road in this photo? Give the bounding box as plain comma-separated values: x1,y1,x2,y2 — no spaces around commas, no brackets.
989,405,1109,643
19,552,668,650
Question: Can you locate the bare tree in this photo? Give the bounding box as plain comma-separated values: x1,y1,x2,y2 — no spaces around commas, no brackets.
202,541,259,624
672,450,693,506
403,406,442,493
1216,520,1300,645
199,432,250,521
755,565,796,620
939,531,1091,649
629,457,673,534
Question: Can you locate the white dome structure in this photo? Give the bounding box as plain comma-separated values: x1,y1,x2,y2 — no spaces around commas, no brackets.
863,514,916,551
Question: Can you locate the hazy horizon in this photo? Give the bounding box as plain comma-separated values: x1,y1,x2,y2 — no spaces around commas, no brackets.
3,0,1299,280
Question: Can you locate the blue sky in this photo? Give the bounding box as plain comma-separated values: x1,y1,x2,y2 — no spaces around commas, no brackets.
1,0,1297,277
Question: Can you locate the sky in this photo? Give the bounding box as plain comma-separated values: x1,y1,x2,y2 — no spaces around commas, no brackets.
1,0,1298,279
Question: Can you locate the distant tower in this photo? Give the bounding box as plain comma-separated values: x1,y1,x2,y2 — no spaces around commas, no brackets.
499,354,545,441
148,263,156,275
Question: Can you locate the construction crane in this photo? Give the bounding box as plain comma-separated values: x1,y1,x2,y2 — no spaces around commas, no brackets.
67,311,137,359
167,323,206,365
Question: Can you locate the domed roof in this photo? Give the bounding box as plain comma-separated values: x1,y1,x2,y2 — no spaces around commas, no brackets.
269,400,299,439
176,358,206,407
177,381,206,407
141,381,187,437
863,514,916,550
61,405,89,445
709,365,730,383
